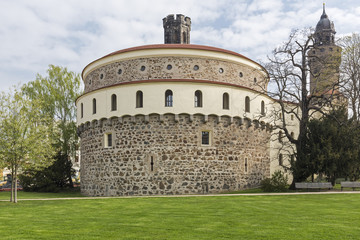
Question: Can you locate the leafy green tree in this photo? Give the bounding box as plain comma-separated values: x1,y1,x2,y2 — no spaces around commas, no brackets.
0,88,55,202
21,65,82,189
306,108,360,184
19,152,74,192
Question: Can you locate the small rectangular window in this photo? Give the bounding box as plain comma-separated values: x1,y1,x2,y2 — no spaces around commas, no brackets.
201,131,210,145
245,158,248,173
104,133,113,148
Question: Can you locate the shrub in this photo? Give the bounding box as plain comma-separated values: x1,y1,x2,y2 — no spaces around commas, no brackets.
260,170,288,192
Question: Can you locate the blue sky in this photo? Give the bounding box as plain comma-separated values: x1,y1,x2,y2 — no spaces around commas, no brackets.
1,0,360,91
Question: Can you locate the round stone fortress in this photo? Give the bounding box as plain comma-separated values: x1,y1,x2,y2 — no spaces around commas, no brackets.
77,14,276,196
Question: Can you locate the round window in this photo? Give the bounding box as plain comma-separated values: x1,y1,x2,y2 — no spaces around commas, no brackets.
118,69,122,75
167,64,172,70
140,66,146,71
219,68,224,73
193,65,199,71
239,72,243,78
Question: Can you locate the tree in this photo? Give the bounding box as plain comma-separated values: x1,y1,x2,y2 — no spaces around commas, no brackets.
306,108,360,184
21,65,82,189
19,151,75,192
264,29,341,188
339,33,360,121
0,88,55,202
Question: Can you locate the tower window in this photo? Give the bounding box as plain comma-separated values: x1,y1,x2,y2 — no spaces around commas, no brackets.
201,131,210,145
140,66,146,71
117,68,122,75
195,90,202,107
245,96,250,113
136,91,143,108
111,94,117,111
254,77,257,83
104,133,113,148
92,98,96,114
100,73,104,80
261,101,265,116
150,156,154,171
193,65,199,71
223,93,229,110
219,68,224,73
239,72,243,77
81,103,83,118
165,90,173,107
244,158,248,173
167,64,172,70
279,154,283,165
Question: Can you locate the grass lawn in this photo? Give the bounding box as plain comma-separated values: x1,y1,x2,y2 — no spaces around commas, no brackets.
0,188,84,200
0,194,359,239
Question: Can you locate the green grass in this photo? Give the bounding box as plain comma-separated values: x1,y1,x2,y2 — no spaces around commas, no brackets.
1,194,360,239
0,188,84,200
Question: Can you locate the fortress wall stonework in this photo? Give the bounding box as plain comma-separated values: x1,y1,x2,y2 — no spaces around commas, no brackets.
79,114,270,196
84,56,266,94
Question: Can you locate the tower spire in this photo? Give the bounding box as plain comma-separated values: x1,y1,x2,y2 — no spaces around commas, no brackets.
321,2,328,19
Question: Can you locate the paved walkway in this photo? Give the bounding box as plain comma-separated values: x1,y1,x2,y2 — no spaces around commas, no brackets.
1,190,360,202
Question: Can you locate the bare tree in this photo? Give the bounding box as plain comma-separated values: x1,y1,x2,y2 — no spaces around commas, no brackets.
263,28,342,187
339,33,360,122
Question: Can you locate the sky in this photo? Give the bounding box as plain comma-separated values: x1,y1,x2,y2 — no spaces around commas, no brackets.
1,0,360,91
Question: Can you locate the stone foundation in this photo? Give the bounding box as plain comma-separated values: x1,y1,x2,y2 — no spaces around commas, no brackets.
79,114,270,196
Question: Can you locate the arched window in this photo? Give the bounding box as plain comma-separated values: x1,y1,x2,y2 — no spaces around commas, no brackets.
245,96,250,113
81,103,83,118
136,91,143,108
165,90,173,107
223,93,229,110
261,101,265,115
195,90,202,107
111,94,117,111
92,98,96,114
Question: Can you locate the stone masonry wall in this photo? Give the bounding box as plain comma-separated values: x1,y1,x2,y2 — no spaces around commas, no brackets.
84,57,267,94
79,114,270,196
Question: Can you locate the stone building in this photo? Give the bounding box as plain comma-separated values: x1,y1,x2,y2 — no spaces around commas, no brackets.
76,9,338,196
309,4,342,95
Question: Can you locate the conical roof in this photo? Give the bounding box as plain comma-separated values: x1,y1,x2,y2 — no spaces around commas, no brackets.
315,4,335,33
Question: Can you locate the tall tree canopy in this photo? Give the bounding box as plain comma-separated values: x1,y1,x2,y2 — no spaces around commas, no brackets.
22,65,82,156
21,65,82,189
0,89,55,202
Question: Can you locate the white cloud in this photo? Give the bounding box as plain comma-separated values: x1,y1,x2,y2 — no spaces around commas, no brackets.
0,0,359,92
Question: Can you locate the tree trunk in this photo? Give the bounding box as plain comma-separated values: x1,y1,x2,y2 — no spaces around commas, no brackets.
14,166,18,203
10,167,14,203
